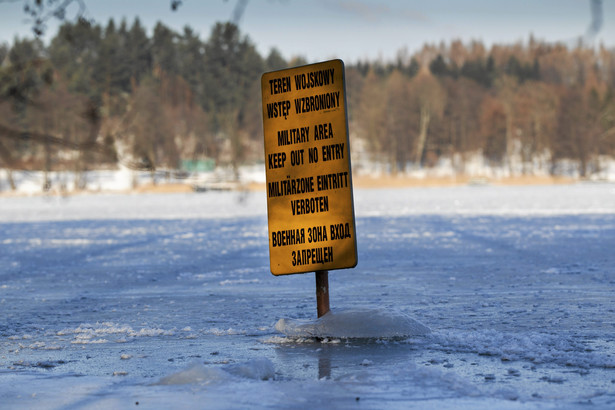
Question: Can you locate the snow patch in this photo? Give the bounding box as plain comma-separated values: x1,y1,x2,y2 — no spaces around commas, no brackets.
275,308,431,339
205,328,246,336
219,279,261,286
57,322,174,342
155,358,275,385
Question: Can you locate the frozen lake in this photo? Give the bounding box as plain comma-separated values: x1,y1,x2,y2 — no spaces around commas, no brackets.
1,183,615,409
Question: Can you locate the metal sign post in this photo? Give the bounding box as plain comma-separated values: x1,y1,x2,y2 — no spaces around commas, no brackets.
315,270,330,317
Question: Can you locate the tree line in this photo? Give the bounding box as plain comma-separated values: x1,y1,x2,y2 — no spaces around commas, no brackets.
1,19,614,190
351,39,615,177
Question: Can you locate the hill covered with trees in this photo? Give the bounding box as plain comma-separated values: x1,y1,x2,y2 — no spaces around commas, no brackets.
1,19,614,190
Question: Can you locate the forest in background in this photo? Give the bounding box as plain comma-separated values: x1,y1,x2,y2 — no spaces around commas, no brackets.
1,18,615,190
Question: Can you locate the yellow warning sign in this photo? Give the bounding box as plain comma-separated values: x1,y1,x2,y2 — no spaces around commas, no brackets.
261,59,357,276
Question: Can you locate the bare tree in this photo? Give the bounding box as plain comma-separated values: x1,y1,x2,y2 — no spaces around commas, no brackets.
410,67,445,168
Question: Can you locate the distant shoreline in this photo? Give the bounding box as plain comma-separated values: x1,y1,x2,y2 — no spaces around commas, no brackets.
350,174,578,188
1,174,589,198
248,174,580,191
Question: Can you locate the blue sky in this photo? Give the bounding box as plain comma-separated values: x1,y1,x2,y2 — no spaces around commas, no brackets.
1,0,614,63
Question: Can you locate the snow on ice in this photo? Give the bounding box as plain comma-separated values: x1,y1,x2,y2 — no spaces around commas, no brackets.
1,181,615,408
275,308,431,339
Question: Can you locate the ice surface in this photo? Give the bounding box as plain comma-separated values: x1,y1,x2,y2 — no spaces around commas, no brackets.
275,308,430,338
1,184,615,409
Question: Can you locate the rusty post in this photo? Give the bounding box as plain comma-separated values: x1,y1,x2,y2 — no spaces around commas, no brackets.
316,270,330,318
